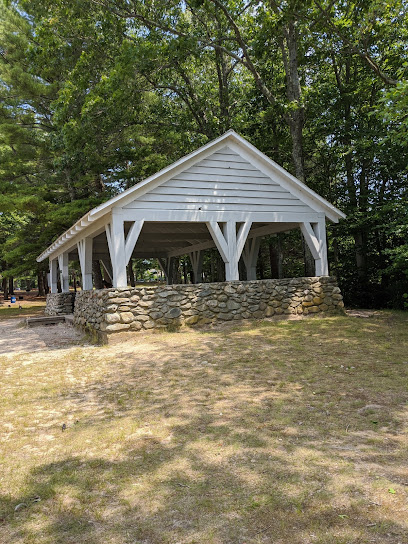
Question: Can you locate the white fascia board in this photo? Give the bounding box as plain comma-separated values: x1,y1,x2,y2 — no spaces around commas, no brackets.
36,209,96,262
227,133,346,222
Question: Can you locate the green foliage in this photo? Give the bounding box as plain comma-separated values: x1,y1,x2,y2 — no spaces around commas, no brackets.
0,0,407,307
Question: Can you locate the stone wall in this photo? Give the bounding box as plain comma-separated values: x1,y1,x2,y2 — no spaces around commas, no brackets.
45,292,76,315
72,276,344,336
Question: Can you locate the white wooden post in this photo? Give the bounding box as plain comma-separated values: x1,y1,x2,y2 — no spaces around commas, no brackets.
189,250,203,283
106,211,143,288
49,258,58,293
77,237,93,290
57,252,70,292
314,215,329,275
206,220,252,281
242,237,261,281
300,214,328,276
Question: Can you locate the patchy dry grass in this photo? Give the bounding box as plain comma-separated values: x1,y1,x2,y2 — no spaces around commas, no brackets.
0,293,46,321
0,312,407,543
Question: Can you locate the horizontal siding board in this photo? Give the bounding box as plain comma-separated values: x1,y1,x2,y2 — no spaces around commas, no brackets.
146,187,297,200
186,166,269,177
204,152,249,164
170,173,277,185
165,179,284,191
135,194,303,205
190,159,263,171
125,201,312,213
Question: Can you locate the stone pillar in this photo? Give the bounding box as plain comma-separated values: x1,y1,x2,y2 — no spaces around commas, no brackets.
49,258,58,294
57,252,70,293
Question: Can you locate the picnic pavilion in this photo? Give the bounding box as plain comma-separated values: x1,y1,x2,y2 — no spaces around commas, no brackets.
37,130,345,291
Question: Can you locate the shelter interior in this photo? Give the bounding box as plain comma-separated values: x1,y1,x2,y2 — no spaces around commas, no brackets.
52,219,316,290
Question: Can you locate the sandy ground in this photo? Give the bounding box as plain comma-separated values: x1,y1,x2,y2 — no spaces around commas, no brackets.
0,319,85,355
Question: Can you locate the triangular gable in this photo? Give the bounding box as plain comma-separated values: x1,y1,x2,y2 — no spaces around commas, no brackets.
122,145,316,215
90,130,345,222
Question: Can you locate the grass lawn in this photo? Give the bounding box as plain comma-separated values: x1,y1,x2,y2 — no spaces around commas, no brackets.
0,312,407,543
0,292,46,321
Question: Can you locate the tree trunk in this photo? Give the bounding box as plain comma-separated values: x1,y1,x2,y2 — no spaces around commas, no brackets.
302,235,315,277
182,259,188,284
2,277,9,300
9,277,14,295
43,271,49,294
210,253,215,282
269,237,282,279
128,259,135,287
258,246,265,279
280,19,306,181
37,273,45,296
92,260,104,289
72,271,77,293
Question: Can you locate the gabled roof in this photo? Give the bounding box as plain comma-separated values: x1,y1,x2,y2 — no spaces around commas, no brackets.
37,130,345,262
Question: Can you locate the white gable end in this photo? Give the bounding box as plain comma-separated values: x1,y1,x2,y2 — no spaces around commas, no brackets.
123,146,316,215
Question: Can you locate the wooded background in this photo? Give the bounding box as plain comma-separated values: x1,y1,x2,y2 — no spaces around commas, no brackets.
0,0,407,308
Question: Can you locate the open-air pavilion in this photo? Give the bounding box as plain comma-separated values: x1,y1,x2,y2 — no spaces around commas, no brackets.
37,130,345,292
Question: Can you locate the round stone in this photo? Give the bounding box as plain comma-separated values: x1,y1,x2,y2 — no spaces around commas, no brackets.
105,312,121,324
120,312,134,324
165,307,182,318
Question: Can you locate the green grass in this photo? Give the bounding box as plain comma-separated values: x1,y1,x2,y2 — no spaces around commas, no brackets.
0,305,45,320
0,311,407,543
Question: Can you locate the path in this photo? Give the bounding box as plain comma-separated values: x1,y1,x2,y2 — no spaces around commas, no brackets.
0,319,85,355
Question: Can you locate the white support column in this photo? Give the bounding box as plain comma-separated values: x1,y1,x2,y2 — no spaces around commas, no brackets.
189,250,203,283
49,258,58,293
57,252,70,293
206,220,252,281
242,237,261,281
300,214,328,276
314,216,329,276
106,214,143,288
106,212,123,288
224,221,239,280
77,237,93,290
124,220,144,265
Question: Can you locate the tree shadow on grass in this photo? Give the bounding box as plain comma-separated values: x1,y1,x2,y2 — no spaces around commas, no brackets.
2,430,407,543
2,315,408,543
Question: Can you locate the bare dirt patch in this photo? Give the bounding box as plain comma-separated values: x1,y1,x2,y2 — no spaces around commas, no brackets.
0,319,86,355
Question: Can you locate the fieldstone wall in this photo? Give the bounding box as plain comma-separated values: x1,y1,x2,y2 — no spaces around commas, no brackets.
72,276,344,336
45,292,76,315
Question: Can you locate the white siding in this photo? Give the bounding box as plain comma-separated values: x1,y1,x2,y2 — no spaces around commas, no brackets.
124,146,316,214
